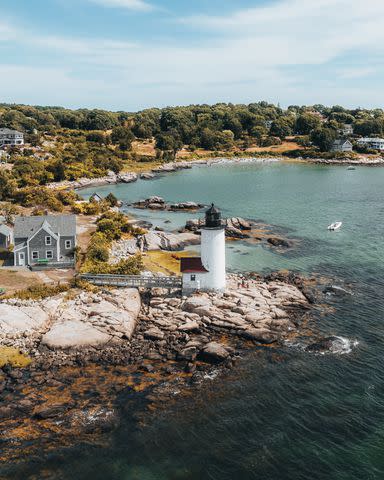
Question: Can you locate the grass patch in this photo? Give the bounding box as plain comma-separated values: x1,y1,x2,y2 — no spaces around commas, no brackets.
10,283,70,301
143,250,198,275
0,347,31,368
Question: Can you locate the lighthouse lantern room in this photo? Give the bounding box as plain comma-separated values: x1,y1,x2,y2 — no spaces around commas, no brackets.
181,204,226,294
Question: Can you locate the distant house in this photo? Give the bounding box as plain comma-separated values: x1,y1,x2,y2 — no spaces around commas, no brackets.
0,128,24,147
357,137,384,151
89,192,103,203
340,124,354,136
331,139,353,152
13,215,76,268
0,224,13,250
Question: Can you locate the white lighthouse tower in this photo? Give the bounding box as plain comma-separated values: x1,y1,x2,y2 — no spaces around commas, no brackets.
181,204,226,293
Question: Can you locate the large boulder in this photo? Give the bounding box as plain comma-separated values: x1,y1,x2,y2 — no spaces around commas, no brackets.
0,304,50,337
198,342,230,364
182,296,212,313
41,320,112,349
140,172,155,180
241,328,278,344
118,173,138,183
144,328,165,341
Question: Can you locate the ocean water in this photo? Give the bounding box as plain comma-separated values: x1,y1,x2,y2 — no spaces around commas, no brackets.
10,162,384,479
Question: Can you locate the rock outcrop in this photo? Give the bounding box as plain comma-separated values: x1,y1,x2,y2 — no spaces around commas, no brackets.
141,231,200,251
0,288,141,352
0,304,51,337
133,197,204,211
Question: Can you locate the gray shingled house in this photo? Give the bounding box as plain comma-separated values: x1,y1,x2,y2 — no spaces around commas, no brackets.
13,215,76,268
331,139,353,152
0,224,13,250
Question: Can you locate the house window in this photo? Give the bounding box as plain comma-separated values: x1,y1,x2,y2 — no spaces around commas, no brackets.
46,250,53,259
190,274,196,281
65,240,72,249
45,236,52,246
32,251,39,260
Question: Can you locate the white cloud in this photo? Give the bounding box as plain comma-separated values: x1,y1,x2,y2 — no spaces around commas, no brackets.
338,67,377,80
87,0,153,11
31,35,138,56
181,0,384,64
0,0,384,108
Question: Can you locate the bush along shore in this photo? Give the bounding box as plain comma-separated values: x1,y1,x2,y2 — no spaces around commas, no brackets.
0,272,315,464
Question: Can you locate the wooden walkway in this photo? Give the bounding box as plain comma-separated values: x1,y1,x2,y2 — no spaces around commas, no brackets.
79,273,182,289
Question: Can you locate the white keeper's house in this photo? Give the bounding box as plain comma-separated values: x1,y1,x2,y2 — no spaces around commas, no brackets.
357,137,384,151
0,128,24,147
181,204,226,293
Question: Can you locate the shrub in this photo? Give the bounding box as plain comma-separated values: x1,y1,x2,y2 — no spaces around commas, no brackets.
11,283,69,300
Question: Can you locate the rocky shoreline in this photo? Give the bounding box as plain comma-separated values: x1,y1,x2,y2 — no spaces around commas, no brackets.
47,155,384,193
0,272,314,463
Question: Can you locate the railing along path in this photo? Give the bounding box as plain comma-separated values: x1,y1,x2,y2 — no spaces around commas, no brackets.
79,273,182,289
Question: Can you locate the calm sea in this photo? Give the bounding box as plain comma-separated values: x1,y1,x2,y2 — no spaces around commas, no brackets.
9,161,384,479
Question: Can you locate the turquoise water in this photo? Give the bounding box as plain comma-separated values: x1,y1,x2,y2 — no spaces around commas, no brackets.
82,161,384,276
8,162,384,479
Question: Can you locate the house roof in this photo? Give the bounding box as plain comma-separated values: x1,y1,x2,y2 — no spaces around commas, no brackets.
0,128,23,135
357,137,384,142
0,224,12,236
180,257,208,273
333,139,352,146
14,215,76,239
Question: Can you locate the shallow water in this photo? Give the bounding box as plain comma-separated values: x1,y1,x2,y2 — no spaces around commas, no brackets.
7,162,384,479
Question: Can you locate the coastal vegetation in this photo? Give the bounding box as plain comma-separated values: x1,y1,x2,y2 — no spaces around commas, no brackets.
1,101,384,209
80,211,144,275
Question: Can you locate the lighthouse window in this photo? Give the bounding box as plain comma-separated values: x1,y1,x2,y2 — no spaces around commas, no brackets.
190,275,196,281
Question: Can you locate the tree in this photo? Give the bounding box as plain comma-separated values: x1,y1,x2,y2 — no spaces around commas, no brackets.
0,171,17,200
354,119,384,137
86,131,107,144
111,255,143,275
155,132,183,156
0,202,19,224
310,127,338,152
80,110,118,131
296,135,312,148
111,126,135,150
295,114,321,135
270,117,294,139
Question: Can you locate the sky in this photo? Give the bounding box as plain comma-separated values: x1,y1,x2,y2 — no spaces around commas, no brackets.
0,0,383,111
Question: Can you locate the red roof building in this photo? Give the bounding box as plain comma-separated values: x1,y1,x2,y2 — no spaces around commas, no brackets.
180,257,208,273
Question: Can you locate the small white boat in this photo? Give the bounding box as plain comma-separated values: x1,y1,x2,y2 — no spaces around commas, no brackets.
328,222,342,231
347,166,356,170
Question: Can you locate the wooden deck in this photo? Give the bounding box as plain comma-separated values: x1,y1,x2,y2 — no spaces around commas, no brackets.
79,273,182,289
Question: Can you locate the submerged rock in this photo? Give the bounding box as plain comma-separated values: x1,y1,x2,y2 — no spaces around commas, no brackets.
267,237,293,248
323,285,354,296
305,336,354,354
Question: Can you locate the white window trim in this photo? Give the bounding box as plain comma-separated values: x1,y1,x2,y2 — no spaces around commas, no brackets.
46,250,53,259
45,236,52,246
65,240,72,249
32,251,39,260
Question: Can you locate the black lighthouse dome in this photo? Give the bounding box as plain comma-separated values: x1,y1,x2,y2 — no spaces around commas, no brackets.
205,203,223,228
